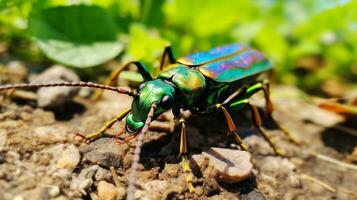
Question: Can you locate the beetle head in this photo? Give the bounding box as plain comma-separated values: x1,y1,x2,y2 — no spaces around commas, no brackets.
125,79,175,133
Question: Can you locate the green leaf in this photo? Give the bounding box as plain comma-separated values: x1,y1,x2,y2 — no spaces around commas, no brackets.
28,5,123,68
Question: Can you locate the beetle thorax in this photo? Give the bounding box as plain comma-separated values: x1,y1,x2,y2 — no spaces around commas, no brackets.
158,65,206,108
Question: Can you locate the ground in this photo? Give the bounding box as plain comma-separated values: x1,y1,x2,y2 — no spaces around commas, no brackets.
0,83,356,200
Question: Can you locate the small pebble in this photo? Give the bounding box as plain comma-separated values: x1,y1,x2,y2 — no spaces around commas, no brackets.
0,152,5,164
34,126,67,144
257,156,295,174
79,165,99,179
207,192,239,200
0,130,7,151
95,167,112,182
80,138,126,168
56,144,81,170
13,195,24,200
30,65,80,108
288,174,301,188
48,185,61,197
203,179,220,196
52,168,72,180
191,147,253,183
79,179,93,191
53,196,69,200
70,177,93,192
160,163,179,179
135,180,180,200
240,189,266,200
97,181,125,200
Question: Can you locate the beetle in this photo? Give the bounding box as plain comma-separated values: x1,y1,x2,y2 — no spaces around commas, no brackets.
0,43,298,199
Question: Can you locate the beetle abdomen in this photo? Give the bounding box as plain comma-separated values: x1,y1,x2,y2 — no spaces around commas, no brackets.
198,49,272,82
177,43,247,66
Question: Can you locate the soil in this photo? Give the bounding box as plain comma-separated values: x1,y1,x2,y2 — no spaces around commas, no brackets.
0,82,356,200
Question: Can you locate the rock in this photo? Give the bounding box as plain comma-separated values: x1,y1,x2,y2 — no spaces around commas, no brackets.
257,156,295,174
95,167,112,182
34,126,68,144
56,144,81,170
32,151,52,166
203,179,220,196
0,152,5,164
7,61,27,81
207,192,239,200
159,163,180,179
79,165,99,179
78,87,92,98
240,189,266,200
135,180,182,200
0,130,7,151
97,181,125,200
81,138,127,168
69,165,100,196
47,185,61,197
70,176,93,194
13,195,24,200
191,147,253,183
243,135,274,155
53,196,69,200
51,168,72,180
29,65,80,108
288,174,301,188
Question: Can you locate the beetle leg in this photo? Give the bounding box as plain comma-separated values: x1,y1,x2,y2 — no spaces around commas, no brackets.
244,81,299,144
76,108,131,142
229,99,285,157
179,118,188,156
242,81,273,114
91,61,152,101
216,103,248,151
248,103,286,157
159,46,176,72
178,117,195,193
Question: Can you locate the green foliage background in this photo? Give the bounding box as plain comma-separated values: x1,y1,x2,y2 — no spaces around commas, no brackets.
0,0,356,93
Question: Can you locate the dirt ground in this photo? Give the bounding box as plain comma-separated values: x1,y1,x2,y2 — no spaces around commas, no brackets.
0,84,357,200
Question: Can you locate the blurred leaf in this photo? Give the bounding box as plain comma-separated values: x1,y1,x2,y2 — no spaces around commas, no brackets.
289,42,320,60
126,23,168,74
254,25,288,66
140,0,165,27
91,0,140,32
293,2,351,43
117,0,140,18
28,5,123,68
232,22,262,42
1,0,356,93
163,0,260,37
119,71,144,82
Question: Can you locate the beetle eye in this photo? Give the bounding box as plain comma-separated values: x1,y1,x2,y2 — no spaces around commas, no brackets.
138,83,146,90
161,95,173,109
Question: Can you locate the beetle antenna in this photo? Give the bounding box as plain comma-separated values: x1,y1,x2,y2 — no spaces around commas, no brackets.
126,103,157,200
0,82,138,97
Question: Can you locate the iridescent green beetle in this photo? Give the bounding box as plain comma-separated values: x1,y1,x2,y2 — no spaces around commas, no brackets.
0,43,298,198
90,43,296,195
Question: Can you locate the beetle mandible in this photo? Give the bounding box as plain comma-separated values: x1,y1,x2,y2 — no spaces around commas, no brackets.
0,43,298,198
